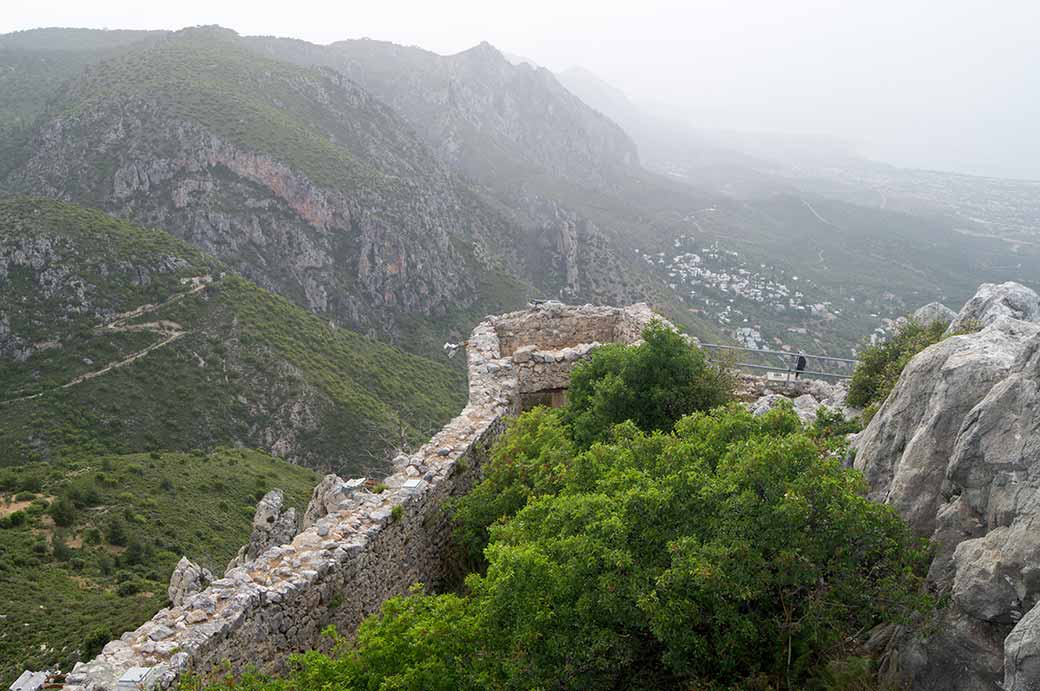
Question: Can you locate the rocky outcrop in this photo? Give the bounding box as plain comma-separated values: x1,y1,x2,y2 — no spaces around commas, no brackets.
948,281,1040,334
913,301,957,326
226,490,298,572
1006,602,1040,690
11,94,476,335
749,378,849,424
258,37,639,186
167,557,213,607
854,282,1040,690
301,474,366,530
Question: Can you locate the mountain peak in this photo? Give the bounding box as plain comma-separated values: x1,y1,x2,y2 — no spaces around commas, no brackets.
456,40,505,62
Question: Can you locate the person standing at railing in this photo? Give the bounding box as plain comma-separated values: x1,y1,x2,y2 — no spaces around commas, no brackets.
795,352,807,379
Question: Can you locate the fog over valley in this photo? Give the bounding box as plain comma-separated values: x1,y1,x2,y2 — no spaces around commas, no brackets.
5,0,1039,180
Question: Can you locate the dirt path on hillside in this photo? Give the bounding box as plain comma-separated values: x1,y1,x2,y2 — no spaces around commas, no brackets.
0,276,213,406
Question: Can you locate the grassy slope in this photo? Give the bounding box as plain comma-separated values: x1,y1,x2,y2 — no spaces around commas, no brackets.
0,198,467,472
0,198,469,682
0,448,317,686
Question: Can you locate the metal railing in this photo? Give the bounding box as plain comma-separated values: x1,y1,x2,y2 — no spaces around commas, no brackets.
699,343,858,381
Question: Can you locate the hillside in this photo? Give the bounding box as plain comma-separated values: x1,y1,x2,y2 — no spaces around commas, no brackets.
0,27,543,350
0,27,728,351
0,448,317,686
244,33,726,341
0,28,160,142
7,26,1036,362
247,36,639,187
0,197,467,472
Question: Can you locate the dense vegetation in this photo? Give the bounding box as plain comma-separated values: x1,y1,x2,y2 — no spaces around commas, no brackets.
847,317,978,419
563,321,734,447
0,198,466,685
184,326,929,691
0,448,317,685
0,198,466,471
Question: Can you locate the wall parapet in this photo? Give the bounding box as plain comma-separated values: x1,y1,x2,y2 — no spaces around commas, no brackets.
42,302,663,691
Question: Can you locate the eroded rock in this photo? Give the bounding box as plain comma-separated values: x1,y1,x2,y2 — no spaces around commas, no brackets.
854,283,1040,689
167,557,213,607
226,490,298,572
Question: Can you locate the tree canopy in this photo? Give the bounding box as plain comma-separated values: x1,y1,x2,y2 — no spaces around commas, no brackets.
182,325,930,691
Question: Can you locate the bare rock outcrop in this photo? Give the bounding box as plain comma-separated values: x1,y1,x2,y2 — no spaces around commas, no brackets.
948,281,1040,334
167,557,213,607
749,378,850,424
1006,601,1040,691
301,474,366,530
854,282,1040,689
225,490,298,572
913,301,957,326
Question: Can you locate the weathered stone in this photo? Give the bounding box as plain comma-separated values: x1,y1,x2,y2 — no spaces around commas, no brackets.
854,283,1040,688
1006,601,1040,691
226,490,298,572
168,557,214,607
302,475,365,529
913,301,957,326
948,281,1040,334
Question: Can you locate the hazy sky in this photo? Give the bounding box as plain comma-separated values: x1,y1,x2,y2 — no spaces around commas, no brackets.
4,0,1039,179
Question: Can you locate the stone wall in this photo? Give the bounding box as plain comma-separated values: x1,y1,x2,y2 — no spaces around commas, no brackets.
52,302,662,691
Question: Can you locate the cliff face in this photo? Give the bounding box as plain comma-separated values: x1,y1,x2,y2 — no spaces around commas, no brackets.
1,27,725,350
855,282,1040,690
1,29,537,345
246,34,668,310
251,37,639,187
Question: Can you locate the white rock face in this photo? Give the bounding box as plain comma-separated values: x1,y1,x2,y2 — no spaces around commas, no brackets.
855,283,1040,689
948,281,1040,334
225,490,298,572
913,301,957,326
167,557,213,607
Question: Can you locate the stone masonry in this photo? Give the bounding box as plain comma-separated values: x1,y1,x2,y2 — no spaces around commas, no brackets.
48,302,662,691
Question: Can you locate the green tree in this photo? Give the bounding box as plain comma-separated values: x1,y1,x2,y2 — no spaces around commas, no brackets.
189,406,928,691
105,517,128,546
48,493,77,527
450,406,575,569
563,321,733,448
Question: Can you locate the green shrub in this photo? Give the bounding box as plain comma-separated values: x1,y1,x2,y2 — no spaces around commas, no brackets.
116,580,140,597
450,406,575,569
847,318,978,415
106,517,128,546
82,625,113,659
52,535,73,561
48,494,78,527
1,510,26,528
563,321,734,448
189,406,929,691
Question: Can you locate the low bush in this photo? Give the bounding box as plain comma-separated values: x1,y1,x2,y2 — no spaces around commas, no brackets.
848,317,978,418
